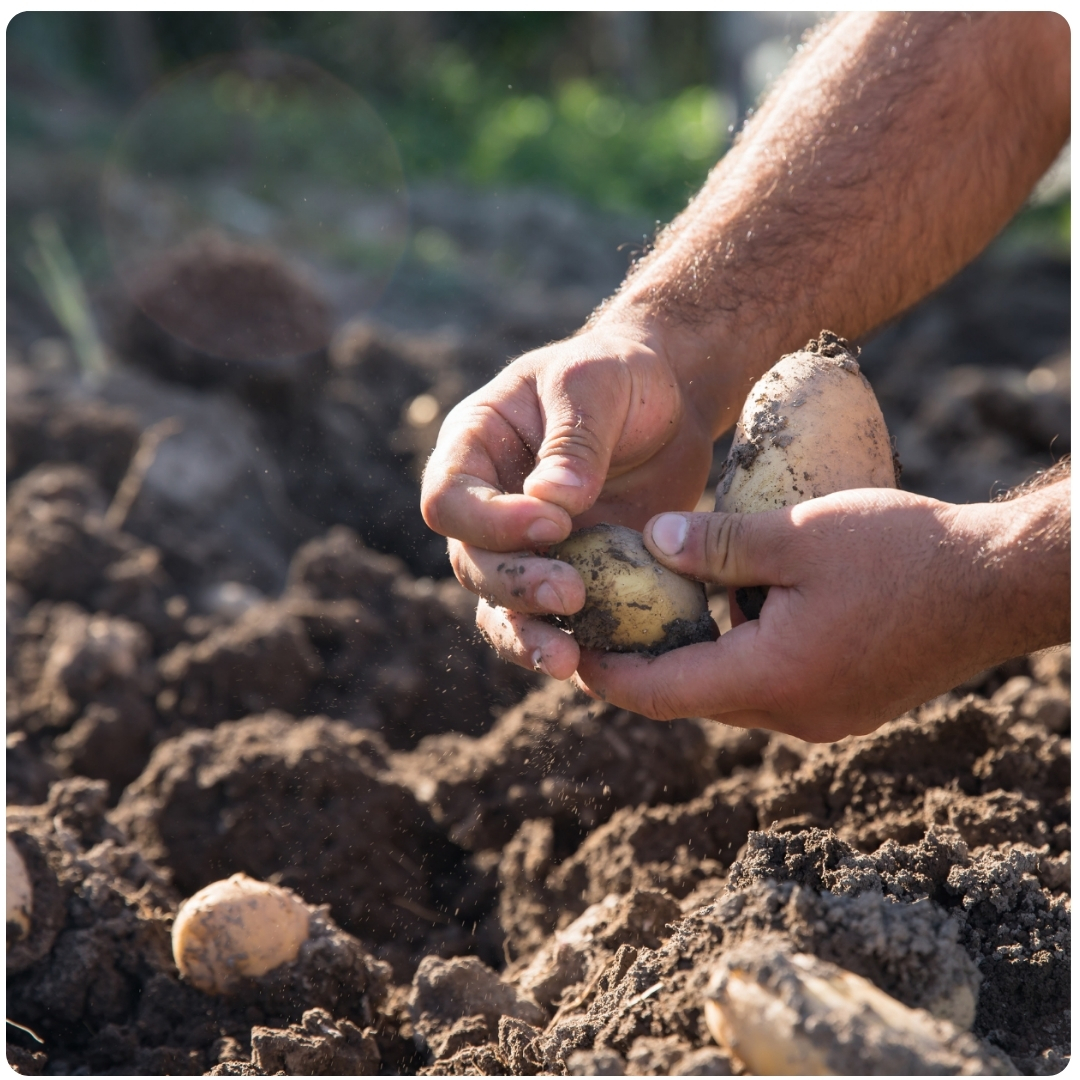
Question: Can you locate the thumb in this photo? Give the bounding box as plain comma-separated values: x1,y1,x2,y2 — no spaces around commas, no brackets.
643,510,794,587
522,361,631,519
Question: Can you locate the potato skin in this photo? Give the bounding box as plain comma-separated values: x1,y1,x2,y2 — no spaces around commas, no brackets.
172,873,310,995
717,332,898,515
550,523,715,654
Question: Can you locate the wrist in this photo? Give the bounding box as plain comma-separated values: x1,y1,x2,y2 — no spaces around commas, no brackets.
950,481,1070,663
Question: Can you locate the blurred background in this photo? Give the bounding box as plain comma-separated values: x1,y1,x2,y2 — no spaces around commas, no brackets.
7,12,1071,592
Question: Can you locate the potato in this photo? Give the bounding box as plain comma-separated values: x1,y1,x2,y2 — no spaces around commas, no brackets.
549,523,715,654
172,873,310,995
7,837,32,942
716,331,898,617
704,942,998,1075
718,331,897,514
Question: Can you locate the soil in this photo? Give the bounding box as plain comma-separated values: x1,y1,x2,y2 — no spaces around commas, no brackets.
6,185,1071,1076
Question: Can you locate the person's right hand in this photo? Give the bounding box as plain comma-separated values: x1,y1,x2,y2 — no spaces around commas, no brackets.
420,325,717,679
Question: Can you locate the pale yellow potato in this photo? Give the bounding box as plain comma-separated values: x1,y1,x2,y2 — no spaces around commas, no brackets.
705,943,1003,1075
172,873,310,994
550,523,713,653
717,334,897,515
7,837,32,942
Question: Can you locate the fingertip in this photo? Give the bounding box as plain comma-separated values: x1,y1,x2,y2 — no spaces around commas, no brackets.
539,635,580,681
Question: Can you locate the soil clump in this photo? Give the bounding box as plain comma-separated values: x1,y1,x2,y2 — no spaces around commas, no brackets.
6,187,1071,1075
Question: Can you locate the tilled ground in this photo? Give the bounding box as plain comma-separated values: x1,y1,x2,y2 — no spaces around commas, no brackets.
6,196,1071,1075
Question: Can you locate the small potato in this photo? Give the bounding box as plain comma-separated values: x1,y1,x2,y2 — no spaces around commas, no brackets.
172,873,310,995
550,523,715,654
7,837,32,942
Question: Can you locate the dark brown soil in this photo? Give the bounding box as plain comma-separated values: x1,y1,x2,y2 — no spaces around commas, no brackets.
6,202,1070,1075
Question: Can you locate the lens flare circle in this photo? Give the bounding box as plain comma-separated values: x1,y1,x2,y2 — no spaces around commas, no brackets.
102,50,408,366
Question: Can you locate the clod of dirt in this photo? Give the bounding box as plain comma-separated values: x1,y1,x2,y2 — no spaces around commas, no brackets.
705,939,1012,1075
112,713,476,965
8,602,158,796
6,778,179,1065
508,889,682,1013
6,465,130,603
524,776,756,945
120,230,331,388
172,874,312,994
459,679,1067,1075
6,731,60,808
753,693,1069,855
408,955,545,1066
393,681,718,857
6,398,141,494
625,1035,704,1075
242,1007,380,1076
5,463,181,651
515,862,993,1075
728,828,1068,1072
566,1047,626,1074
6,836,33,939
156,603,323,726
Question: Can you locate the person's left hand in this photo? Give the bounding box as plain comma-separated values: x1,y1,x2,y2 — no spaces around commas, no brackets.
573,488,1033,741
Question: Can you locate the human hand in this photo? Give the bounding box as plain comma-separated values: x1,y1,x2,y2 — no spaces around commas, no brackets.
420,325,716,679
574,485,1068,741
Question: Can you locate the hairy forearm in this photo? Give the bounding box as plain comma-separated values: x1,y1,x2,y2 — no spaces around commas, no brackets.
956,473,1071,666
594,12,1069,436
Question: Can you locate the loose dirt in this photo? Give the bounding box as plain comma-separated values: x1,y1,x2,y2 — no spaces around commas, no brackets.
7,199,1070,1075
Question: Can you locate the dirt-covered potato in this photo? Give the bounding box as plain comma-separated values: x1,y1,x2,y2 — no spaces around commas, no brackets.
549,523,715,654
717,331,898,618
172,873,311,995
717,331,898,515
704,942,1005,1075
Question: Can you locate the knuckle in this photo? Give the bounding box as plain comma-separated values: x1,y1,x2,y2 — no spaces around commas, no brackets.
638,682,687,722
542,422,606,465
703,514,742,579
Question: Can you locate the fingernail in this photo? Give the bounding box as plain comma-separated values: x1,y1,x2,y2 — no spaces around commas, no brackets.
535,581,566,614
526,518,564,544
531,648,549,675
651,513,688,556
532,463,584,488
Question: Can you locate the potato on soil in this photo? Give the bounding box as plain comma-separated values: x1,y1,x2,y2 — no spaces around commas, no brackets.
705,941,1010,1075
549,523,715,654
172,872,311,995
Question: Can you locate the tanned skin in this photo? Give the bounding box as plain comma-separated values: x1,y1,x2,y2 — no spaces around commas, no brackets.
420,12,1070,740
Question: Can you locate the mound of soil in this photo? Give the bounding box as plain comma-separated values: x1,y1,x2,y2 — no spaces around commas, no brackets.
5,189,1070,1075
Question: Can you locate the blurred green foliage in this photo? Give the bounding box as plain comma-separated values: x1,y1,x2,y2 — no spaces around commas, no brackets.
389,45,728,216
7,11,1070,237
8,11,729,220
